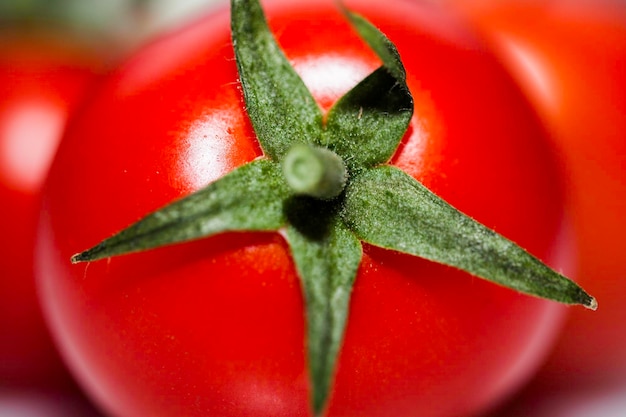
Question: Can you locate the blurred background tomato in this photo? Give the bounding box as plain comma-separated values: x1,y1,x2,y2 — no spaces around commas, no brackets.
1,0,223,415
441,0,626,414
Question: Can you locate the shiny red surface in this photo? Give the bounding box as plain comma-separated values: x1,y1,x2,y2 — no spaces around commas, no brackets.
37,1,571,416
0,34,100,386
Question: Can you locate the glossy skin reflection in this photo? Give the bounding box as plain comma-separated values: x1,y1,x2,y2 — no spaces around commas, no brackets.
37,1,571,416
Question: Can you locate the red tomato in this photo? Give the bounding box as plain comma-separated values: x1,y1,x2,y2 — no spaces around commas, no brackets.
446,0,626,385
0,33,101,387
35,0,575,416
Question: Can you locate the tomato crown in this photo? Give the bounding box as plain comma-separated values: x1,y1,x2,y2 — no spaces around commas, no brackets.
71,0,596,414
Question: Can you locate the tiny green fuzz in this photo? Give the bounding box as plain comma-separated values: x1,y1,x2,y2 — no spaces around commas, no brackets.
71,0,597,415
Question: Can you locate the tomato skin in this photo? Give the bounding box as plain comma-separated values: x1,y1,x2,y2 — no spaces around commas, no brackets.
0,33,101,387
447,0,626,384
36,1,572,416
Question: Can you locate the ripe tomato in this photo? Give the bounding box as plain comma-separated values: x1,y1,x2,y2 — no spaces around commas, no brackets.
446,0,626,384
36,0,575,416
0,33,101,387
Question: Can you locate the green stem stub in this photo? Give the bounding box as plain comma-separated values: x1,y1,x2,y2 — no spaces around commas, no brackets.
283,144,348,200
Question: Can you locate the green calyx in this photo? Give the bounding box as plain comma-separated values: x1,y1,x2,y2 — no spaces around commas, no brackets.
71,0,597,415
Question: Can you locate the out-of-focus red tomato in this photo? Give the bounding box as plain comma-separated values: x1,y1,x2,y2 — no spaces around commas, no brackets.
0,32,101,387
447,0,626,384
